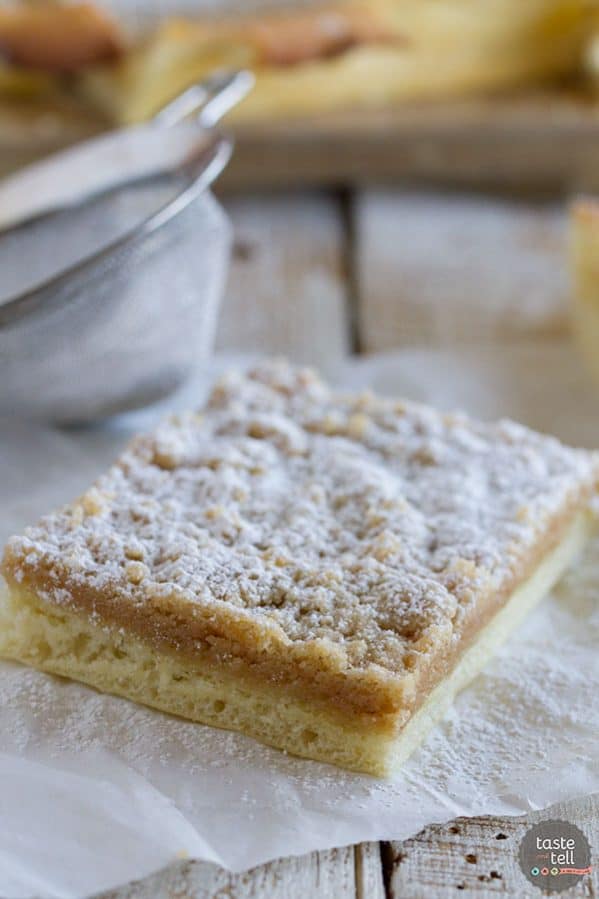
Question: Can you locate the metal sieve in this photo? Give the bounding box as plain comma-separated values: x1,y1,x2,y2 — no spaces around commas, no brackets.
0,73,250,423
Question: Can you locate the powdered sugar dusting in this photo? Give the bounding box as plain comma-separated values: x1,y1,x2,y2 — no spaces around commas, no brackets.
0,355,598,895
0,534,597,874
5,359,597,674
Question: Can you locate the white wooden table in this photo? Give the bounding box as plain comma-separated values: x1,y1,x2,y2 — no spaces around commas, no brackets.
97,186,597,898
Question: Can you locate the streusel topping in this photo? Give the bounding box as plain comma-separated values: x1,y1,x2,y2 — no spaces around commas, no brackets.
5,361,597,672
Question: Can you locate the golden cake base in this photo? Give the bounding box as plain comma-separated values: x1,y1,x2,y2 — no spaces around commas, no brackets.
0,510,591,776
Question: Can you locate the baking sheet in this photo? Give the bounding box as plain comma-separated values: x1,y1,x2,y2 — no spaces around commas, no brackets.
0,347,598,898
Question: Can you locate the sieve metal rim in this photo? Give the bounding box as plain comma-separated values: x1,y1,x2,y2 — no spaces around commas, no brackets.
0,134,231,328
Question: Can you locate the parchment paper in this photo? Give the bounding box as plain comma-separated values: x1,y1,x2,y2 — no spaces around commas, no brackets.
1,346,598,899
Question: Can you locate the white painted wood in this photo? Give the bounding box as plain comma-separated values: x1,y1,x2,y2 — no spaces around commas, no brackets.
95,846,358,898
96,795,595,898
386,794,598,899
354,842,386,899
354,190,570,352
216,191,350,374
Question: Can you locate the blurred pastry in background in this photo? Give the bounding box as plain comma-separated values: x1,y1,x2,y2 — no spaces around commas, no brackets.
570,197,599,383
0,2,122,72
81,0,597,123
0,0,596,125
0,2,123,173
0,2,121,107
81,4,400,123
0,0,598,179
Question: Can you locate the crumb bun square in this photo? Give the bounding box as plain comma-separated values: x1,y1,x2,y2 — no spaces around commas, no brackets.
1,361,597,774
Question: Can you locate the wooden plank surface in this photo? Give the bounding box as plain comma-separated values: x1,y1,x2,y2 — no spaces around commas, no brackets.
95,796,597,898
94,841,386,899
355,842,386,899
216,191,350,372
353,189,571,352
385,795,598,899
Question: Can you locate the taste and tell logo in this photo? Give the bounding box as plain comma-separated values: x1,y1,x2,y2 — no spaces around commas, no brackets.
519,819,592,893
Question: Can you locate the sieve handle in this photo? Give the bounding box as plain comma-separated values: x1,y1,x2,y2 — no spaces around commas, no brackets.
152,69,255,129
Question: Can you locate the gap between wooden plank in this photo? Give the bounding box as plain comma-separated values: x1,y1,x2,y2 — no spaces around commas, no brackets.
338,187,363,356
380,841,395,899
